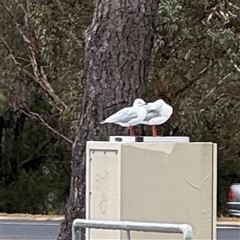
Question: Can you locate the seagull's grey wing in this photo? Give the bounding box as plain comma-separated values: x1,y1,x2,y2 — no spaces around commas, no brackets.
144,110,160,121
144,107,173,125
117,109,139,123
102,107,138,124
128,107,147,126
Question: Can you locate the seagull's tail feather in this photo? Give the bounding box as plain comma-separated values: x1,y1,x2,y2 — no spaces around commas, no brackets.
99,118,107,124
100,112,120,124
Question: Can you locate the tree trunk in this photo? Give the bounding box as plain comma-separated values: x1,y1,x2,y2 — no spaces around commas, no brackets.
58,0,159,239
0,116,4,167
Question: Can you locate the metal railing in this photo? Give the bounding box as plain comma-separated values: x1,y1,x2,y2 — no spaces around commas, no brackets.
72,219,193,240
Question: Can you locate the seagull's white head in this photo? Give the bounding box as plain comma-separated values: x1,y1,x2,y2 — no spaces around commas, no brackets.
133,98,146,107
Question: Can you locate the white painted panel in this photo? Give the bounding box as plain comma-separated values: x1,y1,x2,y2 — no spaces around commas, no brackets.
88,150,120,239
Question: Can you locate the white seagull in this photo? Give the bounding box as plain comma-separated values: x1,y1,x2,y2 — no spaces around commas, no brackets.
101,98,147,136
142,99,173,136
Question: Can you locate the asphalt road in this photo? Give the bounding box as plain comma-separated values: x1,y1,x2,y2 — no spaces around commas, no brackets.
0,219,61,240
0,219,240,240
217,225,240,240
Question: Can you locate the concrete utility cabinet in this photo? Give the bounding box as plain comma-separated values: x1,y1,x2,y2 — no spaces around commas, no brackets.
86,138,217,240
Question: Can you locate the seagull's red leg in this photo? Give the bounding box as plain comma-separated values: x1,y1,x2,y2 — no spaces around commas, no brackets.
128,126,135,136
152,125,159,137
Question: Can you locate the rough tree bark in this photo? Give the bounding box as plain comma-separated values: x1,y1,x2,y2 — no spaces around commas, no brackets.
58,0,159,239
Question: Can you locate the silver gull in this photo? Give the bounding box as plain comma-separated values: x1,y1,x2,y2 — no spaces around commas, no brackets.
142,99,173,136
101,98,147,136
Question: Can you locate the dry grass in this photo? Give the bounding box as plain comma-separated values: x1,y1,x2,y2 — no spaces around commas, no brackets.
1,213,239,223
217,216,240,223
0,213,64,221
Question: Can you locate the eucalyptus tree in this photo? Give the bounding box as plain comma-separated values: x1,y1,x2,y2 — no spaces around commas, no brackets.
0,0,93,141
0,0,92,213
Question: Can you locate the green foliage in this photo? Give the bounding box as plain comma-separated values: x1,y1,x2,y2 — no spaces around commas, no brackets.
29,0,93,136
0,108,71,214
0,0,94,214
0,0,93,139
0,166,70,214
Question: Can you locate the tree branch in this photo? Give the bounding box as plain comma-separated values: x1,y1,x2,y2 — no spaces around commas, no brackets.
198,73,232,104
172,55,226,99
172,66,208,99
19,108,73,145
0,35,36,80
0,1,68,111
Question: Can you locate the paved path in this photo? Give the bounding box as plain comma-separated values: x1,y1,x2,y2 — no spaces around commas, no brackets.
217,224,240,240
0,215,239,240
0,219,61,240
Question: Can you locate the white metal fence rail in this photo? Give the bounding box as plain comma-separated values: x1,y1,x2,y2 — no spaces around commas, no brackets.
72,219,194,240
